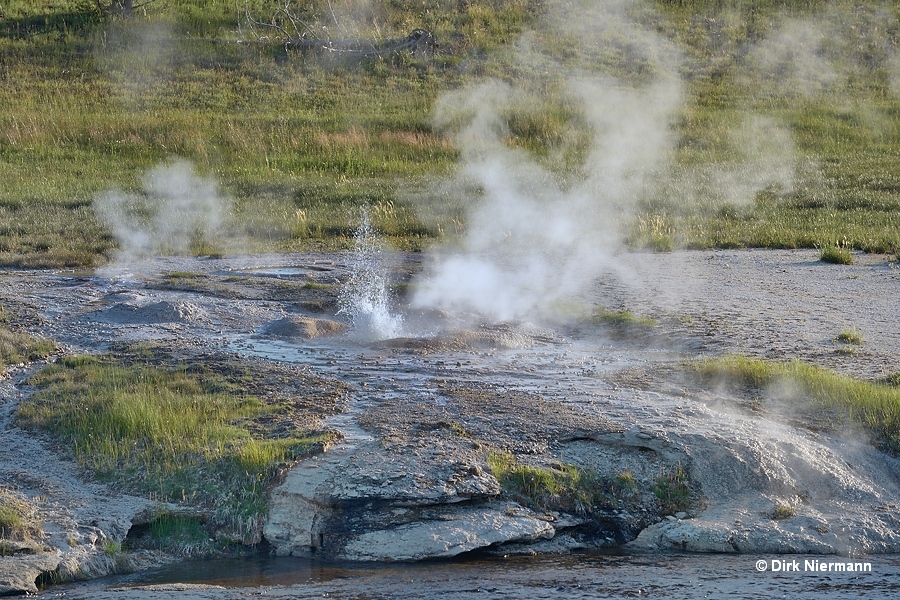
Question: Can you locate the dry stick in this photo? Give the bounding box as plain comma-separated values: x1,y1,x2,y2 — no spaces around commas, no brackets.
243,0,319,43
326,0,340,29
281,4,319,41
243,1,432,58
296,30,434,58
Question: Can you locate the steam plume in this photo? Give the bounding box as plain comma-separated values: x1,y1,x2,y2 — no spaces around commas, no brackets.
95,158,233,271
411,0,683,321
411,0,899,323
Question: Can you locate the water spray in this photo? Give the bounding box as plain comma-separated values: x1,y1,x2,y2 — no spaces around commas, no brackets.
337,210,404,341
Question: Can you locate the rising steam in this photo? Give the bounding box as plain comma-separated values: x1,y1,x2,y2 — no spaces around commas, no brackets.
411,0,684,321
411,0,898,323
95,158,233,271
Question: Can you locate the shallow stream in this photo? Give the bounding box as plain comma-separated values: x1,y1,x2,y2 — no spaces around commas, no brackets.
49,552,900,599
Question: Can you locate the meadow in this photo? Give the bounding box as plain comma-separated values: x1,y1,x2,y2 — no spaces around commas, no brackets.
0,0,898,267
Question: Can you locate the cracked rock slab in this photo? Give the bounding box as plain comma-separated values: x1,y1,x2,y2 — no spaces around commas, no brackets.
341,503,555,561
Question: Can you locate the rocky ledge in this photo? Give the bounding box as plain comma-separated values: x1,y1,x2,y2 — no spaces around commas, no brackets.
267,382,685,561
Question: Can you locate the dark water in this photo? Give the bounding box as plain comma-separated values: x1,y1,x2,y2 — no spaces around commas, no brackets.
48,553,900,599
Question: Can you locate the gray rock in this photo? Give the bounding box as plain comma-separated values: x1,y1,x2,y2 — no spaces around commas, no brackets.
0,552,60,595
341,504,555,561
99,300,208,324
264,435,512,559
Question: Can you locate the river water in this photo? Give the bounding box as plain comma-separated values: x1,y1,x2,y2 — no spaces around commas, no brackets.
45,552,900,599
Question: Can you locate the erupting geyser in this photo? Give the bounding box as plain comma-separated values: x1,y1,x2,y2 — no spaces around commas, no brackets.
337,211,404,341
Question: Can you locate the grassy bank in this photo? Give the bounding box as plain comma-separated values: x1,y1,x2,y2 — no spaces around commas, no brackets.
17,346,346,546
487,450,694,517
0,326,55,374
2,1,899,266
693,355,900,453
0,304,56,374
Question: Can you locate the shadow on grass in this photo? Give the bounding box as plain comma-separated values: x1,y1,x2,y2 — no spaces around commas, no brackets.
1,10,104,39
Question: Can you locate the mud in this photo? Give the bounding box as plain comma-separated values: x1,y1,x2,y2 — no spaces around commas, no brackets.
0,248,898,594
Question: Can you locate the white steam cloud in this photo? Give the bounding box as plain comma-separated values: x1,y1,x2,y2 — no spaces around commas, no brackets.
95,158,233,271
411,0,683,321
667,115,799,209
411,0,899,324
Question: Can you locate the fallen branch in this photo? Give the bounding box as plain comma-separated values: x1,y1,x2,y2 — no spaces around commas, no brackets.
242,0,320,43
242,1,434,59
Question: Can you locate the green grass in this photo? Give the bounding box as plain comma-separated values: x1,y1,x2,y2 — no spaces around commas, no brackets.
487,450,608,514
0,489,40,543
820,244,854,265
772,502,796,520
835,328,864,345
145,513,209,555
164,271,206,280
0,0,533,265
589,307,657,329
488,451,639,515
0,323,56,374
2,1,900,266
17,352,332,543
653,462,692,515
0,499,23,539
487,450,688,516
694,356,900,452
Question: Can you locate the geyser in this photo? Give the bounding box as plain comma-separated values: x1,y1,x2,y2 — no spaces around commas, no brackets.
337,210,404,341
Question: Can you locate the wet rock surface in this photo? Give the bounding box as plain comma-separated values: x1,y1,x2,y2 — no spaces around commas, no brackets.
0,249,899,593
266,385,634,562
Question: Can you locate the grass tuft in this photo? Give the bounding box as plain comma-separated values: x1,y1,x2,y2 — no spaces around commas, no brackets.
694,356,900,452
0,500,23,539
589,308,657,329
487,450,613,515
772,503,796,520
835,328,863,345
652,462,691,515
147,513,208,555
0,489,41,542
820,245,854,265
0,323,56,374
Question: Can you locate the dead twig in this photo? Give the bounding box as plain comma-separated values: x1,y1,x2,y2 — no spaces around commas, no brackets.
243,0,319,45
286,29,435,57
